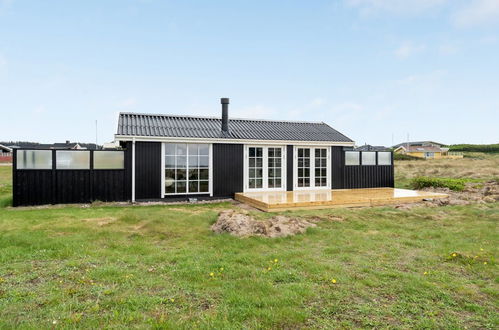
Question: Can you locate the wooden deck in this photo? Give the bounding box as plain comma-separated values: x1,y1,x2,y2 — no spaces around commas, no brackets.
235,188,448,212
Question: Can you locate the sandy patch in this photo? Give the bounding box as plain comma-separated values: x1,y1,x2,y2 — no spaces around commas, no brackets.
211,210,316,238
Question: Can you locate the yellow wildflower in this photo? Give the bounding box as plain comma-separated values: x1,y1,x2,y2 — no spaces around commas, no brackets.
424,272,428,275
274,259,278,263
170,298,175,303
480,248,484,251
209,272,214,277
331,279,337,284
452,253,457,257
267,267,272,271
483,262,487,265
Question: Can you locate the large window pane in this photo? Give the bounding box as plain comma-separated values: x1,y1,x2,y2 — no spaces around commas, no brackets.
165,144,175,155
188,144,199,155
297,148,310,187
267,147,283,189
248,147,263,189
165,156,175,168
345,151,360,166
94,151,124,169
164,143,210,195
378,152,392,165
314,148,327,187
176,144,187,156
189,181,199,193
16,150,52,169
362,152,376,165
176,181,186,193
199,145,209,155
56,151,90,169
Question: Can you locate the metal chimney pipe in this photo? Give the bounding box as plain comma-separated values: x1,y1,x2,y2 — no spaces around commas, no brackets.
221,98,229,132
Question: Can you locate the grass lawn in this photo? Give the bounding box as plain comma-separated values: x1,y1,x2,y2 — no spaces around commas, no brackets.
0,163,498,328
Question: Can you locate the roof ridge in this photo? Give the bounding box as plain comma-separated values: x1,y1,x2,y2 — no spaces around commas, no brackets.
119,112,326,125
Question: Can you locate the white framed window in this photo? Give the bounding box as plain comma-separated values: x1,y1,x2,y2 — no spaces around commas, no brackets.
244,145,286,192
163,143,212,195
293,146,330,190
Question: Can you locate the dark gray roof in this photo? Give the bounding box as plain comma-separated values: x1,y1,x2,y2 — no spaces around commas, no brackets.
392,141,446,148
116,113,353,143
355,145,390,152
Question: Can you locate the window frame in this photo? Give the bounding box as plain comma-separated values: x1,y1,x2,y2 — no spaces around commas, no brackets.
162,143,213,196
293,146,331,190
243,145,287,192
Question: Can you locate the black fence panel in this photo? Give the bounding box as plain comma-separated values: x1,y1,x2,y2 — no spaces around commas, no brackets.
343,165,393,189
13,149,127,206
13,170,54,206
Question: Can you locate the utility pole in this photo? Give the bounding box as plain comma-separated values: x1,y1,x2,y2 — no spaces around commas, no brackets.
95,120,98,150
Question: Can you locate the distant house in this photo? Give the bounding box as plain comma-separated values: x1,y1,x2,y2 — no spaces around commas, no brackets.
393,141,463,159
355,144,390,152
0,144,13,163
8,141,91,150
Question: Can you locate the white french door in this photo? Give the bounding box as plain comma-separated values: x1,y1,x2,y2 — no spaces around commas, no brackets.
244,145,286,192
293,146,330,190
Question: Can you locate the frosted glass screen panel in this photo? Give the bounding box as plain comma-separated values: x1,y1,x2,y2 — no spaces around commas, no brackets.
94,151,124,169
56,151,90,169
362,152,376,165
345,151,360,166
16,150,52,169
378,152,392,165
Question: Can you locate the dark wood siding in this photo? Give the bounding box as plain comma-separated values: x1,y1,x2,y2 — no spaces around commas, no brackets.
344,165,393,188
213,143,243,197
12,149,128,206
286,145,293,191
331,146,344,189
55,171,92,203
134,142,162,200
13,170,54,206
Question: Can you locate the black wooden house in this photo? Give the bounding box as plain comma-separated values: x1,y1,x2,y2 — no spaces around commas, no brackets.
13,98,393,206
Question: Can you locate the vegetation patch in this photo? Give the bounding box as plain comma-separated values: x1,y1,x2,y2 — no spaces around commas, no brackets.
449,143,499,153
393,153,424,161
411,177,470,191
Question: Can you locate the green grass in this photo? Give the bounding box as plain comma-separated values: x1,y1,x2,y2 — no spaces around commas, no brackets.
449,143,499,153
0,167,498,328
410,176,480,191
0,166,12,208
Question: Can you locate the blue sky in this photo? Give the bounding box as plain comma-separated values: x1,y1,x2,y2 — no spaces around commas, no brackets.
0,0,498,146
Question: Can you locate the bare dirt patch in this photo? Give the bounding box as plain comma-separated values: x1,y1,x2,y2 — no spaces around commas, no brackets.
395,180,499,210
211,210,316,238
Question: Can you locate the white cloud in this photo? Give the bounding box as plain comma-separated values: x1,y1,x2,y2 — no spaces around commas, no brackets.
394,42,426,59
453,0,499,27
346,0,448,15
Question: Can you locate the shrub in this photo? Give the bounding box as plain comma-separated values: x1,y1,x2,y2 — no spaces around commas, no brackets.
394,153,423,161
411,177,467,191
449,144,499,153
